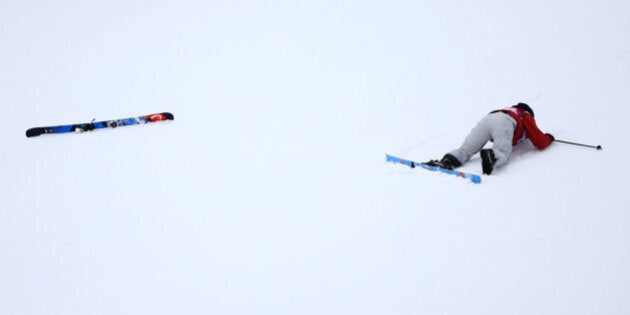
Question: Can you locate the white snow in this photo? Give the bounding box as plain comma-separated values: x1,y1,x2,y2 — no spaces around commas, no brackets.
2,1,630,314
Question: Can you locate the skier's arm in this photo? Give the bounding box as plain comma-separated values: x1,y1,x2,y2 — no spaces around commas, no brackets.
522,114,553,149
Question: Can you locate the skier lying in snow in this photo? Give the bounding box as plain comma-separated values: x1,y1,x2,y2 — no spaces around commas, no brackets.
426,103,554,175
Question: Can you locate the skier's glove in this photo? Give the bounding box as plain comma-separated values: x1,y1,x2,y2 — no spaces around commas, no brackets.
546,133,555,141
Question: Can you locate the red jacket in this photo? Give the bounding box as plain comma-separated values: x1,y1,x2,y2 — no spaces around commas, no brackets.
494,107,553,149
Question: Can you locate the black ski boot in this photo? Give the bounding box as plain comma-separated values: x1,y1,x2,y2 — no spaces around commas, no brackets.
441,154,461,169
480,149,497,175
424,154,461,170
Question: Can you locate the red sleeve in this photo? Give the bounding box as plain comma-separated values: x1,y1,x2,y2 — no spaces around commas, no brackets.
522,114,553,149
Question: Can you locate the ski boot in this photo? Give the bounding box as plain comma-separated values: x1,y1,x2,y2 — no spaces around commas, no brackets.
480,149,497,175
424,154,461,170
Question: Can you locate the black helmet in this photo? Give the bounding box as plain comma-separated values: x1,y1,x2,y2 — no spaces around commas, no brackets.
513,102,534,117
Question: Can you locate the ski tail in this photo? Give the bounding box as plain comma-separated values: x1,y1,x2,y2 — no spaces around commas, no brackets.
26,112,174,137
386,154,482,184
386,154,417,168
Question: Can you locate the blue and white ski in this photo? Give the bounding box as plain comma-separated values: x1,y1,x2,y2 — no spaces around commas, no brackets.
26,112,174,137
386,154,482,184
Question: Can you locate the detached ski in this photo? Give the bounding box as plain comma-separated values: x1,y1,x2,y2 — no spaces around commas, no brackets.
386,154,481,184
26,112,174,137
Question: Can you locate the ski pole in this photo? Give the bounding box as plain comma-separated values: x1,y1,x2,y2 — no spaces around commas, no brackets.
555,139,602,150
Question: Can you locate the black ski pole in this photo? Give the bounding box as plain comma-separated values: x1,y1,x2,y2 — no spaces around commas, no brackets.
555,139,602,150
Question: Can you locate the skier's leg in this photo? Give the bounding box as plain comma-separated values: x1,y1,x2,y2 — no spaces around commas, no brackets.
447,115,493,164
488,113,516,169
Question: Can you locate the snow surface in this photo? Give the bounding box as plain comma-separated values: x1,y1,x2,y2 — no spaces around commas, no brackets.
2,1,630,314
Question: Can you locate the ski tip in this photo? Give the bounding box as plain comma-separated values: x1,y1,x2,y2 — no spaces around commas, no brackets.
26,128,45,137
146,112,174,122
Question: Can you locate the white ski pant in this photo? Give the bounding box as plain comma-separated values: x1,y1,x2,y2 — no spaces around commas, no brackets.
448,112,516,169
